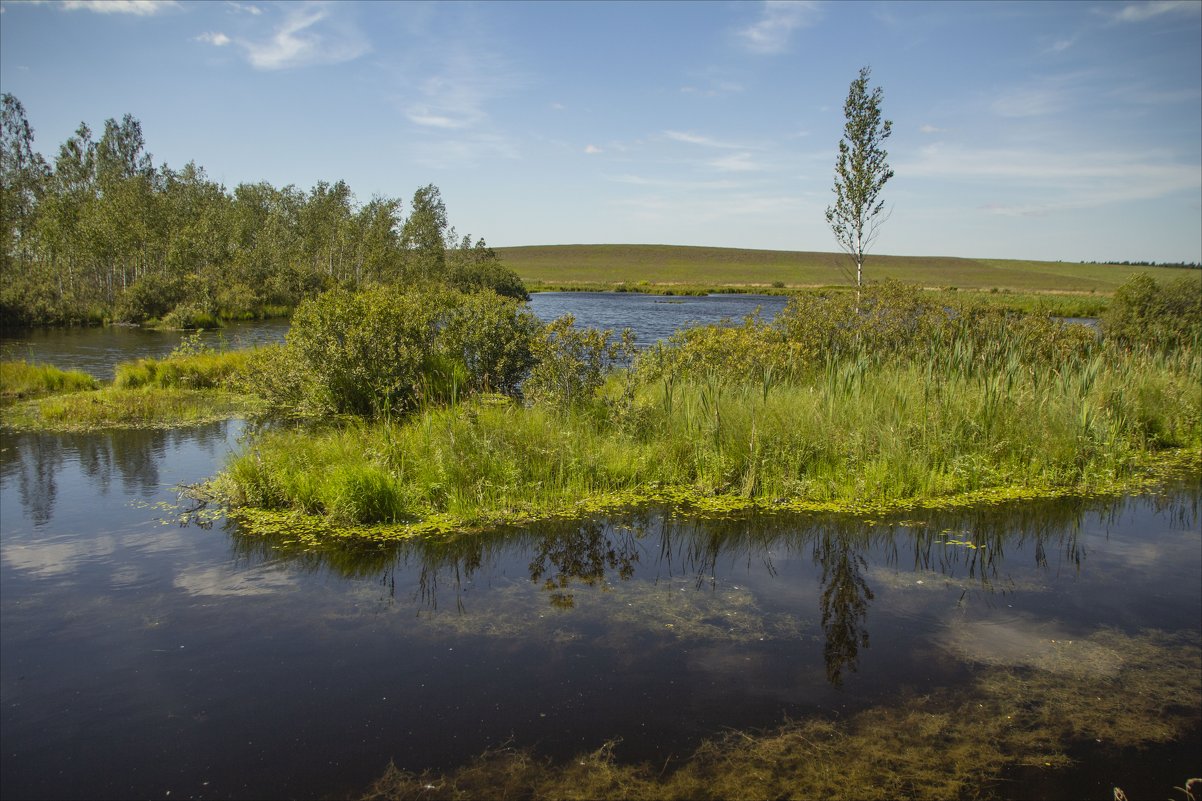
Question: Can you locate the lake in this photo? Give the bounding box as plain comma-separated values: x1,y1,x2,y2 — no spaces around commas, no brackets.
0,295,1199,800
0,292,790,379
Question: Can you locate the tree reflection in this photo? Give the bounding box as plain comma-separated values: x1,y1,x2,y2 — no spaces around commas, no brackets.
528,519,642,609
814,529,874,688
210,487,1202,688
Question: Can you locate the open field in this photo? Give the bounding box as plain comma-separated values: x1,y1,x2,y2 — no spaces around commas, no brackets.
498,244,1199,294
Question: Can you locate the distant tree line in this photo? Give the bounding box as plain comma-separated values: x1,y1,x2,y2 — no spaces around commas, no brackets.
1079,259,1201,269
0,94,525,327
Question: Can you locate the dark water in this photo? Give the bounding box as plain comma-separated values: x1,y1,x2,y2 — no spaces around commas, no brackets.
1,421,1199,800
0,292,787,379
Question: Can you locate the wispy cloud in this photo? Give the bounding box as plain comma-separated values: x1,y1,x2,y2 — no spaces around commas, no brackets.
919,124,944,134
708,152,764,172
214,3,368,71
663,130,745,149
195,31,231,47
61,0,178,14
989,72,1092,118
1103,0,1202,23
900,143,1202,215
1047,36,1075,53
584,144,603,155
225,1,261,14
737,0,820,54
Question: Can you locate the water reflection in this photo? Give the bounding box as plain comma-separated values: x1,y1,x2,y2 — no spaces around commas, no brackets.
219,489,1199,688
0,423,235,526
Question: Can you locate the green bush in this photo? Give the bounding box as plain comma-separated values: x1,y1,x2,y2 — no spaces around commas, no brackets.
1102,273,1201,350
264,285,541,418
525,315,636,407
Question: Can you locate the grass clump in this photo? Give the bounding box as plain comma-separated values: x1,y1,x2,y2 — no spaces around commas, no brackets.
2,387,266,431
0,360,98,400
114,349,252,390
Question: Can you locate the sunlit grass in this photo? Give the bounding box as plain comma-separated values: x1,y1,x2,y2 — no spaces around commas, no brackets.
216,346,1201,529
0,360,98,400
3,386,266,431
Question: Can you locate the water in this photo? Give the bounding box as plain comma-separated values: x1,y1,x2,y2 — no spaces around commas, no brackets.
2,422,1199,799
1,296,1199,799
0,292,787,379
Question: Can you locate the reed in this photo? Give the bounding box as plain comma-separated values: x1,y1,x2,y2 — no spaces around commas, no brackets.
217,347,1199,527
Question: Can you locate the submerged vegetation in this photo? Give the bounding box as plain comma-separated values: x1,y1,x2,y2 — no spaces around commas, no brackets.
361,627,1200,800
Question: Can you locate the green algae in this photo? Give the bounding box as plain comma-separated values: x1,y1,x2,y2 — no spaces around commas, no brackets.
216,447,1200,548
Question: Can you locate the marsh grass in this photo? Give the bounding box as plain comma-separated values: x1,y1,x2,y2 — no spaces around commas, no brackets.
3,386,266,431
114,349,253,390
217,344,1200,529
0,360,98,400
361,627,1200,801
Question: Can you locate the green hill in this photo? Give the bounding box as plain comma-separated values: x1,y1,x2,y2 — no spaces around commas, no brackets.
496,244,1198,295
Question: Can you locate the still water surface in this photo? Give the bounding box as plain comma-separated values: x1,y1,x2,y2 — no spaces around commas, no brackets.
0,294,1198,800
2,422,1199,799
0,292,788,379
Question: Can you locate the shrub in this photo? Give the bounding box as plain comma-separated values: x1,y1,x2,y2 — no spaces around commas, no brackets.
1103,273,1201,350
265,285,541,418
525,315,636,407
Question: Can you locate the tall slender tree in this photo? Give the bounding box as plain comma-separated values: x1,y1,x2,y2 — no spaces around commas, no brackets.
825,66,893,298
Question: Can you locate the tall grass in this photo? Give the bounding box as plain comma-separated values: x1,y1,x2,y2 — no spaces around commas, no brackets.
0,360,98,400
114,350,253,390
220,346,1200,526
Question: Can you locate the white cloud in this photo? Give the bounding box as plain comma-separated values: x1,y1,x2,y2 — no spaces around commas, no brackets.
61,0,178,14
407,109,465,129
239,4,368,71
196,31,231,47
1106,0,1202,23
708,152,764,172
584,144,602,155
990,85,1064,118
919,124,944,134
1048,37,1075,53
738,0,820,54
663,130,745,149
899,143,1202,215
226,0,261,14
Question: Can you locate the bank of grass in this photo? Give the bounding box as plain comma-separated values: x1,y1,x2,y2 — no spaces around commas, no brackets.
525,282,1111,318
3,386,266,431
0,360,98,401
114,349,253,390
500,244,1199,294
1,348,266,430
215,345,1201,539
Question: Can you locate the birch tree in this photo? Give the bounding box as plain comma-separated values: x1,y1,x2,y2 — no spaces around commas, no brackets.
825,67,893,298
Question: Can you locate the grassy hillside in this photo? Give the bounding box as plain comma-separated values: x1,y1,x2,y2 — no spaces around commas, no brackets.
496,244,1199,294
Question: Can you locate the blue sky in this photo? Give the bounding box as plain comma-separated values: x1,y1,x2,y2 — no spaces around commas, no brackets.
1,0,1200,263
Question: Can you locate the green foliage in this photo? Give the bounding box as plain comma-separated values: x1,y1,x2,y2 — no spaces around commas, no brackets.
1102,273,1201,350
217,280,1200,530
826,67,893,288
446,236,529,301
0,97,526,326
256,285,540,418
525,315,636,407
0,360,97,399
